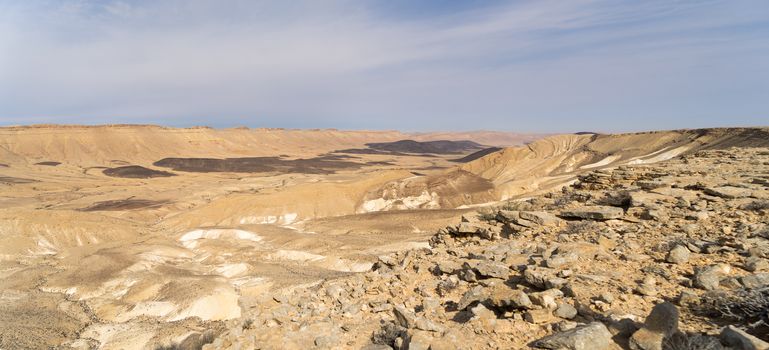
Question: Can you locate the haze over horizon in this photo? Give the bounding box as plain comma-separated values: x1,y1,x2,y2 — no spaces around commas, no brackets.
1,0,768,132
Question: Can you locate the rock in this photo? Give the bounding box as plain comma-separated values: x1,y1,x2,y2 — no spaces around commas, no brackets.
463,260,510,279
533,322,614,350
704,186,753,199
598,292,615,304
497,210,521,223
739,273,769,289
694,264,731,290
405,330,433,350
524,267,557,289
530,289,563,309
520,211,561,226
554,303,578,319
393,305,444,333
677,291,699,307
314,335,337,348
456,222,485,235
720,325,769,350
666,245,690,264
524,309,555,324
488,285,532,309
361,345,392,350
745,256,769,272
559,206,624,220
457,286,485,310
629,302,679,350
636,276,658,297
470,303,496,320
546,253,579,268
393,305,418,329
434,260,462,275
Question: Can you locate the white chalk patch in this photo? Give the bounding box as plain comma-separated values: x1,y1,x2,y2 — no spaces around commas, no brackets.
266,249,325,262
579,155,621,169
169,287,241,321
626,145,691,165
214,263,250,278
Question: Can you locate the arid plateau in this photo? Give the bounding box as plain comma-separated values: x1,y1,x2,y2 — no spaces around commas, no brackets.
1,125,768,349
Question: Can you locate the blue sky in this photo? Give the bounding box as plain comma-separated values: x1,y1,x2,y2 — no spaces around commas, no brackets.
0,0,767,132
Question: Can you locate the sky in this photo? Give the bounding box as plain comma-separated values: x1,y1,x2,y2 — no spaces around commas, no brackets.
0,0,768,132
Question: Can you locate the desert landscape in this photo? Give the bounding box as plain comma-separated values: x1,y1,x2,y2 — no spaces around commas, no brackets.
1,125,768,349
3,1,769,349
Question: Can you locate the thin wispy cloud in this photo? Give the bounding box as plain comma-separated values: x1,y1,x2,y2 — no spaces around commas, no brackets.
0,0,767,131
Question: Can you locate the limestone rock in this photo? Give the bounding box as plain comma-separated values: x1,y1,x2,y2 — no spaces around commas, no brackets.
745,257,769,272
520,211,561,226
488,285,532,309
559,206,624,220
554,303,577,319
694,264,731,290
533,322,614,350
704,186,753,199
720,325,769,350
739,273,769,289
463,260,510,279
629,302,679,350
524,309,554,324
666,245,690,264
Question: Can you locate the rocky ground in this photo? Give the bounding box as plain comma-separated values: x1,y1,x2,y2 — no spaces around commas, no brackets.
204,147,769,350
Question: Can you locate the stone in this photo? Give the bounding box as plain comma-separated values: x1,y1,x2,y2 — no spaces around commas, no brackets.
694,264,731,290
524,309,555,324
554,303,577,319
496,210,520,223
457,286,485,310
393,305,444,333
677,291,699,307
530,289,563,309
361,345,392,350
393,305,418,329
314,335,337,348
434,260,462,275
470,303,496,320
456,222,485,235
740,273,769,289
666,245,690,264
520,211,561,226
720,325,769,350
524,267,556,289
704,186,753,199
745,256,769,272
532,322,614,350
489,285,532,309
546,253,579,268
559,206,624,220
463,260,510,279
636,276,658,297
405,330,433,350
598,292,615,304
629,302,679,350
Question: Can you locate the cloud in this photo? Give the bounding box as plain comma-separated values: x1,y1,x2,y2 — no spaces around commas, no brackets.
0,0,767,131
